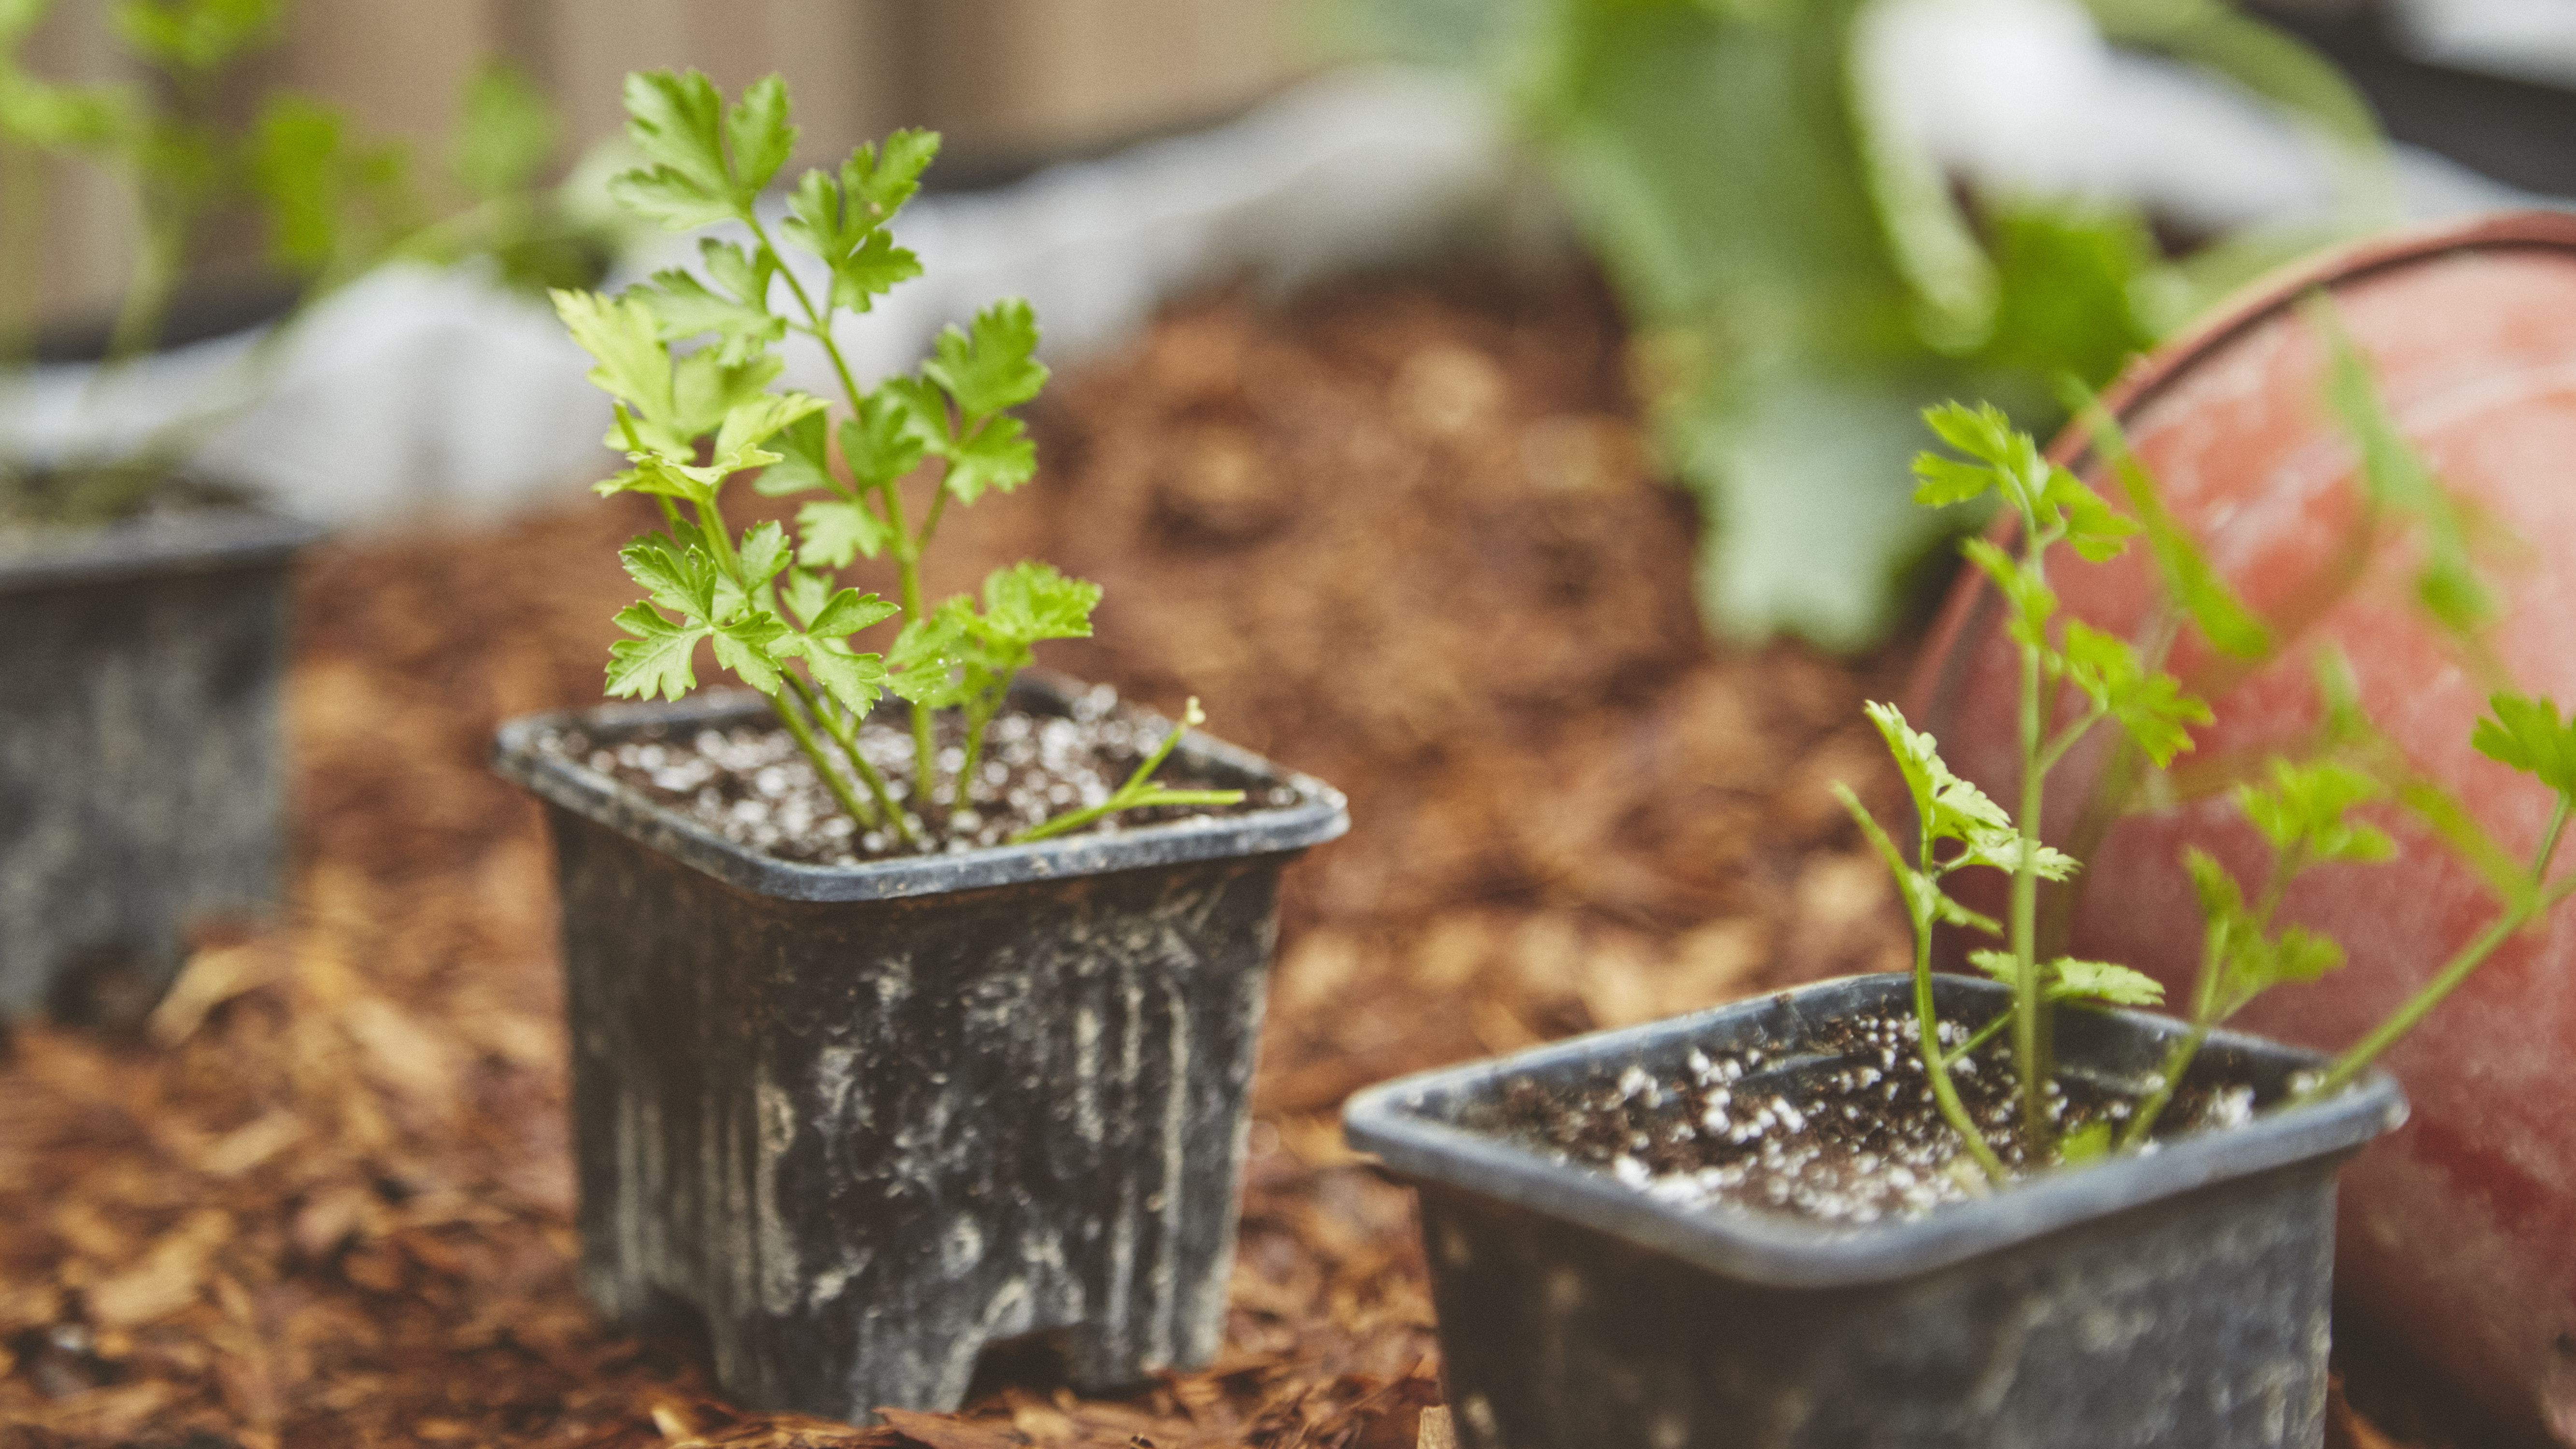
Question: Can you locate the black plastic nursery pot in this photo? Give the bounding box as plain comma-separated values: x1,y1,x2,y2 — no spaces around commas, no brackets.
1343,974,2408,1449
0,507,319,1023
491,680,1348,1424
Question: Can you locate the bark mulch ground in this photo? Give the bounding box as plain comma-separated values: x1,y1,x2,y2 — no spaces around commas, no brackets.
0,267,2492,1447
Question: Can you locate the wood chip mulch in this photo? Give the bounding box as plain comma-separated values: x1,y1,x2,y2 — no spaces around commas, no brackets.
0,268,2480,1447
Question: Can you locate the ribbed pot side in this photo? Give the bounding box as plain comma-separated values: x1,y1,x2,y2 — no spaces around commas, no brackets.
503,688,1347,1424
1346,975,2407,1449
0,511,315,1023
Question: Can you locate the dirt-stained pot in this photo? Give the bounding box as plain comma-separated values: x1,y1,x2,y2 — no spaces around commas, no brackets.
491,679,1347,1425
0,507,318,1024
1907,209,2576,1442
1343,974,2405,1449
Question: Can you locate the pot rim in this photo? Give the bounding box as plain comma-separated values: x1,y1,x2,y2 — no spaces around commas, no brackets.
492,671,1350,902
1342,972,2405,1289
0,505,322,595
1908,206,2576,731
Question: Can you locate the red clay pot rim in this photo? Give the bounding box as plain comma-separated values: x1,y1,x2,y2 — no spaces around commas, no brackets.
1906,208,2576,733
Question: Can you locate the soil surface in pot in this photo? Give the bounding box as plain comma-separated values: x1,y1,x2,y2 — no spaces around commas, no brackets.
0,264,2484,1448
1474,1009,2247,1224
538,688,1291,862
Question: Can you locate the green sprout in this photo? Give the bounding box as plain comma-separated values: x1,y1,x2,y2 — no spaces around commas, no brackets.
1849,319,2576,1181
553,70,1238,851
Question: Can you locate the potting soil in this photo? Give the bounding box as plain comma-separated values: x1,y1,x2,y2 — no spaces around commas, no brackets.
1474,1009,2249,1226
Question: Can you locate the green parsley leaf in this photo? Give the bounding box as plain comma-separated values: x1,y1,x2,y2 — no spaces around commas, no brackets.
978,561,1099,645
711,611,793,693
925,298,1049,418
806,587,899,639
1961,536,2055,650
724,73,795,198
939,414,1038,502
754,410,834,497
2234,758,2392,865
846,128,938,221
615,70,730,227
795,498,893,567
841,388,931,489
802,644,888,715
2473,692,2576,797
553,290,673,423
607,603,708,701
2047,957,2164,1007
618,533,716,620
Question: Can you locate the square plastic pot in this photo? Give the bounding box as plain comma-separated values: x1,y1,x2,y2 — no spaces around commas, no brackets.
1343,974,2407,1449
0,508,319,1023
491,680,1347,1424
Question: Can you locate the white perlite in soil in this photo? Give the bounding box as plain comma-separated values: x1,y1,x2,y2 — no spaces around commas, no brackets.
537,687,1296,865
1480,1009,2256,1226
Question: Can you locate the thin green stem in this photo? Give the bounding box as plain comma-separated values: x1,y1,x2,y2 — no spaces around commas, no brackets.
785,673,912,843
1953,1007,2013,1062
2012,627,2049,1155
2120,1023,2209,1150
1009,699,1241,845
768,688,876,838
2307,794,2575,1097
1911,880,2007,1183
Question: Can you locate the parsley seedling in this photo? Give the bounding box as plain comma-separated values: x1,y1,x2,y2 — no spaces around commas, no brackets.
1851,332,2576,1179
553,71,1239,852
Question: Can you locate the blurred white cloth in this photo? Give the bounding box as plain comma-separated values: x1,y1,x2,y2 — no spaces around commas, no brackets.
0,32,2551,529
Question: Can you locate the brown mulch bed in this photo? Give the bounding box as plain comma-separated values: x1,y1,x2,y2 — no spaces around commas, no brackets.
0,267,2485,1448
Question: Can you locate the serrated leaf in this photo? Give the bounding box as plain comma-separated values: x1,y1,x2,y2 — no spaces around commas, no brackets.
939,414,1037,502
607,603,708,701
841,389,930,489
802,644,887,715
1967,949,2019,982
807,587,898,638
846,127,938,221
2048,957,2164,1007
2039,464,2137,563
621,69,727,198
1909,454,1992,508
711,611,793,694
978,562,1098,645
925,299,1048,417
618,533,715,620
2234,758,2391,864
795,498,893,567
608,165,734,230
552,290,672,422
636,259,784,365
754,410,835,497
829,230,923,313
2473,692,2576,797
713,391,825,461
884,610,969,707
668,349,784,445
735,521,792,589
2062,620,2208,767
778,566,832,628
724,73,795,197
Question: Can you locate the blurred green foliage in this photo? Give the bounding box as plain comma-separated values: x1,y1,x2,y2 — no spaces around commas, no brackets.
0,0,626,524
1331,0,2391,649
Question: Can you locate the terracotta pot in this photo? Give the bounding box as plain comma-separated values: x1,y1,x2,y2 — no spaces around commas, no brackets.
1908,210,2576,1444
